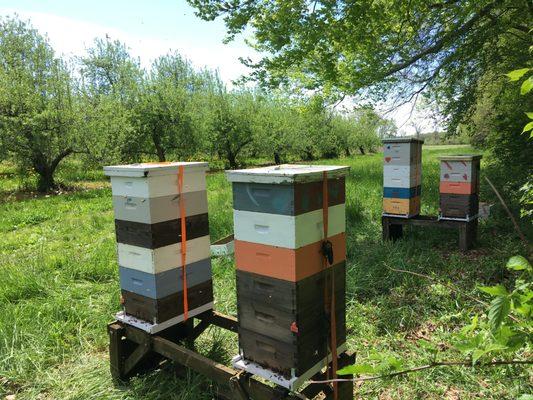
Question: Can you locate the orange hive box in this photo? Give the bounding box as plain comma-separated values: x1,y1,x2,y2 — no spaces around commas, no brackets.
383,196,420,216
439,181,477,195
235,232,346,282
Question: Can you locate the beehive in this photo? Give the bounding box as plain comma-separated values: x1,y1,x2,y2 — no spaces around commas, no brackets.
382,138,423,217
439,155,482,219
104,162,213,330
226,164,349,378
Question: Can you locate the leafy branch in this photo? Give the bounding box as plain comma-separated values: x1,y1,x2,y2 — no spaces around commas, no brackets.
309,358,533,384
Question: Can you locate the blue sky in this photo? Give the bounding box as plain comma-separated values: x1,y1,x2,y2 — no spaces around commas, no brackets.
0,0,435,134
0,0,256,83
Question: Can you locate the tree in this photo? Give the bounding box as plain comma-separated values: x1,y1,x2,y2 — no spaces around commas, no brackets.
135,52,206,162
206,84,261,169
188,0,532,129
78,37,142,164
0,17,77,192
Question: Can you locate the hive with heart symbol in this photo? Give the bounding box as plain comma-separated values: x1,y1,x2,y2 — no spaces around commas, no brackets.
439,155,482,220
382,138,423,217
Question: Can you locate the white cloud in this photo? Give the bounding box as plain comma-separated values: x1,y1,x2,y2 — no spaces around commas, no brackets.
0,9,255,84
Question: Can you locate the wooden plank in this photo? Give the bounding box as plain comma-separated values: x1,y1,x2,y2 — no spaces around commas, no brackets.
123,338,151,376
200,311,239,333
151,336,304,400
108,323,126,381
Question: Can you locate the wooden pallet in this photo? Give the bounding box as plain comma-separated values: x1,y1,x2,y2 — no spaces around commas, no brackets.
382,215,478,251
108,310,355,400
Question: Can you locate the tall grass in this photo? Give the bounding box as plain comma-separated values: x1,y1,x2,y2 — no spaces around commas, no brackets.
0,146,530,399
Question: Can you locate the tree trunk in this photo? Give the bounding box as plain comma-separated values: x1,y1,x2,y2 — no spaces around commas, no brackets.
359,146,366,155
152,133,166,162
227,151,237,169
36,167,55,193
33,149,73,193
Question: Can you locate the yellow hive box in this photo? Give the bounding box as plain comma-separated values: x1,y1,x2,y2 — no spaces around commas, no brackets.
383,196,420,217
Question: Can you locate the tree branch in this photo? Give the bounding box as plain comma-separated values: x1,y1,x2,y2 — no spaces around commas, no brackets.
484,176,530,254
381,1,499,79
308,359,533,384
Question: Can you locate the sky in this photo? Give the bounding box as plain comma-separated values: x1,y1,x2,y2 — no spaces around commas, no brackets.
0,0,437,135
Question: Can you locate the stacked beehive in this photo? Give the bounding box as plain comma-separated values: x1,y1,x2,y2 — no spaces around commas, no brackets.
226,164,349,380
382,138,423,217
439,155,482,220
104,162,213,331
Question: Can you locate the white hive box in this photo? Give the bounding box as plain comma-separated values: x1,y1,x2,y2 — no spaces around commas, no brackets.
383,138,423,166
233,204,346,249
117,235,211,274
104,162,208,198
226,164,350,184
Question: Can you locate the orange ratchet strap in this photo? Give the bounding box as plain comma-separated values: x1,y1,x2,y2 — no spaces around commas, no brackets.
322,171,338,400
178,166,189,321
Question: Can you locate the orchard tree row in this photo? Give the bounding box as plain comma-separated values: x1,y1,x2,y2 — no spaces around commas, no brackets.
0,17,394,192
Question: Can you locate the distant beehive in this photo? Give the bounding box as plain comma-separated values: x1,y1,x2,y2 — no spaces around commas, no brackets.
382,138,423,217
104,162,213,331
226,164,349,378
439,155,482,220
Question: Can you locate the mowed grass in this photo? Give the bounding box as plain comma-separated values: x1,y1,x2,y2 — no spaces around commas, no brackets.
0,146,531,399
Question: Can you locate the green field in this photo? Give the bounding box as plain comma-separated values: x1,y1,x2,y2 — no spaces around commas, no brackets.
0,146,530,399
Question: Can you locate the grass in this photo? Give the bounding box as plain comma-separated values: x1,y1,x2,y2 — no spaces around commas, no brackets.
0,146,531,399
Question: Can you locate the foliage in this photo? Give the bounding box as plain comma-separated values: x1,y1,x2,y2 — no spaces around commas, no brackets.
454,256,532,364
0,17,78,192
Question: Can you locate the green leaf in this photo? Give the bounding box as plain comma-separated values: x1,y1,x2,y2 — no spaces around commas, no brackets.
478,284,509,296
521,77,533,95
526,112,533,119
461,314,479,335
506,68,530,81
471,349,486,365
417,339,437,351
337,363,377,375
517,395,533,400
488,296,511,331
523,121,533,133
506,256,532,271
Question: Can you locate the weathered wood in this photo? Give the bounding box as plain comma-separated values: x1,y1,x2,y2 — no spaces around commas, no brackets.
123,336,151,376
110,314,354,399
200,310,239,333
108,323,126,381
382,215,478,251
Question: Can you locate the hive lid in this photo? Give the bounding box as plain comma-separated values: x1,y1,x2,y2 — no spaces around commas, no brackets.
382,137,424,144
225,164,350,184
103,162,208,177
438,154,482,161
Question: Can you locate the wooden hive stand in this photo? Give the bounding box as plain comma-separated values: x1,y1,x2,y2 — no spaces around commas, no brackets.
382,215,478,252
108,310,355,400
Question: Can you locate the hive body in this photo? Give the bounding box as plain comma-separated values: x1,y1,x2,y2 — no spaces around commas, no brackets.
382,138,423,217
439,155,482,220
227,164,349,378
104,162,213,327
